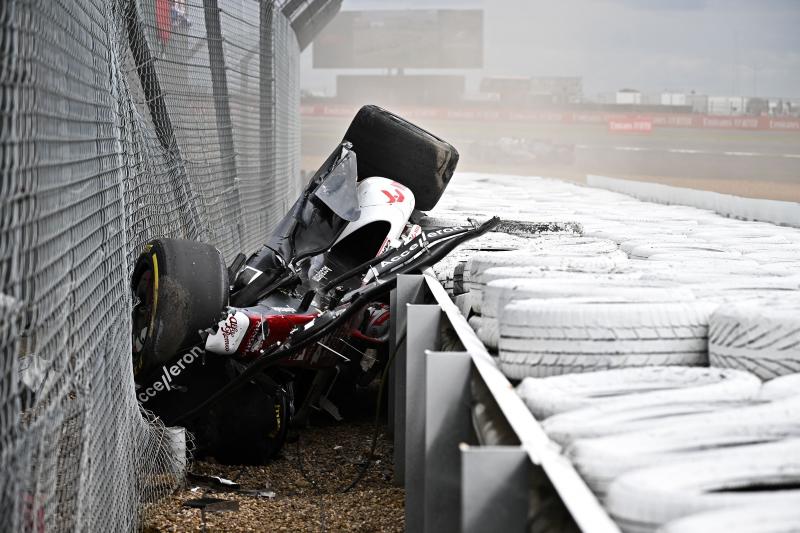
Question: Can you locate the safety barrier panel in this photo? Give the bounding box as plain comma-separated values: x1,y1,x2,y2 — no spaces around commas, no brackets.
390,273,621,532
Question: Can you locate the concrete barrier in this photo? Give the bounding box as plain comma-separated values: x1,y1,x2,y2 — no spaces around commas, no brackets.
586,175,800,228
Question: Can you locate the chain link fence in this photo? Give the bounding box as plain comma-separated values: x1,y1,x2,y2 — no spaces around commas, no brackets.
1,0,303,530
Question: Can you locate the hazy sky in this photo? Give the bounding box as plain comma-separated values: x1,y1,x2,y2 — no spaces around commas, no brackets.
301,0,800,98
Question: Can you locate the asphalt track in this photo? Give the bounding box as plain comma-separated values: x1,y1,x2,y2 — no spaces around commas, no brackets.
302,116,800,202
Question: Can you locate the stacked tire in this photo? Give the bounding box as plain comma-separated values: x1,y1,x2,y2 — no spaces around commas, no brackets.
478,279,693,351
514,365,800,532
499,300,715,379
709,298,800,380
427,172,800,532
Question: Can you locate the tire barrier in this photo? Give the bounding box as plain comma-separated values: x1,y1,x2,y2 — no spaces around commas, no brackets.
516,366,759,421
709,299,800,379
605,439,800,533
498,301,717,379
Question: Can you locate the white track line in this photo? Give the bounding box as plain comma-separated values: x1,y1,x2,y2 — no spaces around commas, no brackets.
668,148,705,154
576,145,797,159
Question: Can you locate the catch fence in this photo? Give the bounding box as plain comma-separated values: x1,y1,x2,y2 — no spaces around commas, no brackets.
0,0,335,529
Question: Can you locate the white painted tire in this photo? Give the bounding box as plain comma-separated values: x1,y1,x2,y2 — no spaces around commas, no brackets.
568,395,800,499
760,373,800,401
641,258,762,273
535,236,620,256
483,278,694,321
467,250,629,284
516,366,759,420
644,251,751,262
606,439,800,533
626,243,736,259
618,238,707,256
744,250,800,264
686,277,800,292
475,317,499,351
709,299,800,379
640,271,796,288
479,280,694,350
542,398,756,447
656,501,800,533
498,300,717,379
469,266,641,314
468,315,498,351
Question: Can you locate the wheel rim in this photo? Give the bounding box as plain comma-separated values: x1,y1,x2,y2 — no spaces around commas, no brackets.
132,266,155,375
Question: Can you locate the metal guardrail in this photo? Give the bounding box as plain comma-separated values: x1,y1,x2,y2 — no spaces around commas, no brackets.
388,272,621,533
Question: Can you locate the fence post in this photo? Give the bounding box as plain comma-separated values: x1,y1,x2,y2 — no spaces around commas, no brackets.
203,0,242,248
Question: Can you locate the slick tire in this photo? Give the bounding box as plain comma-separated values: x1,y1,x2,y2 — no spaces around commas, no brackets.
131,238,228,379
343,105,458,211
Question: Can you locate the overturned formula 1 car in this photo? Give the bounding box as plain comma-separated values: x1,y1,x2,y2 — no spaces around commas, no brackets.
131,105,498,463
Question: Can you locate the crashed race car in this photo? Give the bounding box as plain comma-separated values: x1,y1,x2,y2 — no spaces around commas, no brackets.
131,105,498,463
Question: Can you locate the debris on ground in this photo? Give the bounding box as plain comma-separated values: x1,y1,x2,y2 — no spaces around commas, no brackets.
143,420,403,532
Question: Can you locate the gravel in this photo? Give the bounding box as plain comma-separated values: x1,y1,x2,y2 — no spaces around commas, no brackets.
143,420,403,532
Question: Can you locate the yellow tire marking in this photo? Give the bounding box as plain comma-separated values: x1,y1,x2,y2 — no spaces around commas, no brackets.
149,253,159,337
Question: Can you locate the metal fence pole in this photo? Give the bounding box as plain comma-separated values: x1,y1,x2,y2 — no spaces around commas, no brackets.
203,0,242,247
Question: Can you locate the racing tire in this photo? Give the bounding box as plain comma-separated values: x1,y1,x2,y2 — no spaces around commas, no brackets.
516,366,760,421
498,300,717,379
343,105,458,211
204,379,290,465
605,439,800,533
131,238,228,378
709,299,800,380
